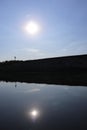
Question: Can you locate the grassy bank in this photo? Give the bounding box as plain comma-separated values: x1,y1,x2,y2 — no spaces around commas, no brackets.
0,54,87,86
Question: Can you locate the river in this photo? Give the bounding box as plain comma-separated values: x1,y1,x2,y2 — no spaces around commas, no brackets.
0,82,87,130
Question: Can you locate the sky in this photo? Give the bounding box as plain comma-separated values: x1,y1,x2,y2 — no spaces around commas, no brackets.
0,0,87,61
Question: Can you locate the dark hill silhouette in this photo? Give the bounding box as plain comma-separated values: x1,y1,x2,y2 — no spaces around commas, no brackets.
0,54,87,86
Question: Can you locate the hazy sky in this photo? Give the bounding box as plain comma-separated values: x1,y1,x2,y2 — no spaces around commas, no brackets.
0,0,87,61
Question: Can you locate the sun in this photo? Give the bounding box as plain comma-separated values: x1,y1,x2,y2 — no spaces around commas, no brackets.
25,21,40,35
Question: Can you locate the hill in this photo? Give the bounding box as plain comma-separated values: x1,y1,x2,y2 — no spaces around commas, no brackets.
0,54,87,86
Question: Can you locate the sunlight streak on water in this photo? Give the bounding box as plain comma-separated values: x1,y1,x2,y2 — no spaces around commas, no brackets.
27,108,40,121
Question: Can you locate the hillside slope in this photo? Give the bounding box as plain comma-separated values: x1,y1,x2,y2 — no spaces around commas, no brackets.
0,54,87,86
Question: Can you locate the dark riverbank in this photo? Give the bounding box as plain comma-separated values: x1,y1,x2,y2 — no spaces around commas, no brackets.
0,54,87,86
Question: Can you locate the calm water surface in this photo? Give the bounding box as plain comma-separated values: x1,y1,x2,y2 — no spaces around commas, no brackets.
0,82,87,130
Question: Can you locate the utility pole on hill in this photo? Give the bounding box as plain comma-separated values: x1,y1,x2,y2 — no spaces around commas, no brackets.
14,56,16,61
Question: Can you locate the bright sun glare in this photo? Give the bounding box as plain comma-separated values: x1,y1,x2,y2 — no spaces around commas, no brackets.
31,110,38,117
28,109,40,119
25,21,40,35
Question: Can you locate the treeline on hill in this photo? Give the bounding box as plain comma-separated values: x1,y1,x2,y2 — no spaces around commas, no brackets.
0,54,87,86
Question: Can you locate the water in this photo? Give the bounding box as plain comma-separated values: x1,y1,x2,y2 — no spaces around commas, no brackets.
0,82,87,130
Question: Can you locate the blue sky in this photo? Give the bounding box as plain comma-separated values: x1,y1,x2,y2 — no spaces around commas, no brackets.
0,0,87,61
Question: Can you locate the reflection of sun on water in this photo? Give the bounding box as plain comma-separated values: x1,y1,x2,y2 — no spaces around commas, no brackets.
29,109,40,120
31,110,38,117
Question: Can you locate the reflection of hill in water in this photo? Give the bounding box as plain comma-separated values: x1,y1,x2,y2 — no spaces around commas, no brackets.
0,54,87,86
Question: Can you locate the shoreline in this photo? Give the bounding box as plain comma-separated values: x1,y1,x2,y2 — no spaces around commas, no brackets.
0,54,87,86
